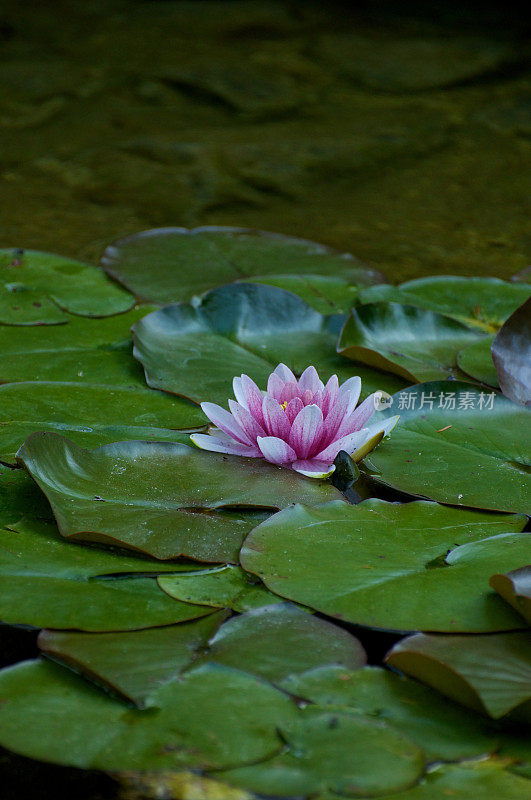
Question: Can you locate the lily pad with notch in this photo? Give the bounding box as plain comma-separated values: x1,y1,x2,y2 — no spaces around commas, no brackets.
240,500,529,632
17,433,341,563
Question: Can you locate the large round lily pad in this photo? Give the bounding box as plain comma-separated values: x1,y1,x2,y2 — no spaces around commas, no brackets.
0,517,214,631
0,381,204,463
280,665,498,761
132,282,406,406
220,705,425,797
359,277,531,332
17,433,340,563
387,631,531,720
337,302,482,382
0,659,298,771
240,500,528,632
240,273,360,313
366,381,531,513
0,306,156,386
38,613,227,706
197,603,366,684
102,227,384,304
0,248,134,325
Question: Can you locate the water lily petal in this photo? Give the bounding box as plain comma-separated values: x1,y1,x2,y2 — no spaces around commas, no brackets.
347,392,379,431
228,399,266,441
267,372,285,401
279,381,300,404
200,402,253,445
315,428,372,462
285,397,303,423
262,396,291,440
292,459,335,478
289,404,324,459
190,434,261,457
273,363,297,383
241,374,265,427
337,376,362,415
322,374,339,416
257,436,297,465
232,376,247,409
350,415,400,461
298,365,324,395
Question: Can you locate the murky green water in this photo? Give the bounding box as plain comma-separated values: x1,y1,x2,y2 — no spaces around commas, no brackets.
1,0,529,282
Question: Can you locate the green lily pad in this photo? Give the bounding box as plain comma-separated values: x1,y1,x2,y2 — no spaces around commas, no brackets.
132,283,406,406
0,466,51,527
280,665,498,761
0,249,134,325
158,565,282,612
0,381,205,463
0,517,214,631
38,613,227,706
240,273,360,313
457,335,498,386
220,705,424,797
490,567,531,625
240,500,528,632
0,659,298,771
363,761,531,800
337,302,482,382
196,603,366,684
17,433,340,563
387,631,531,721
0,306,156,386
366,381,531,514
491,298,531,405
359,277,531,332
102,227,384,304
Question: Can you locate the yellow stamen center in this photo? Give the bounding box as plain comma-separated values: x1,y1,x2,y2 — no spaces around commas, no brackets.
280,401,288,411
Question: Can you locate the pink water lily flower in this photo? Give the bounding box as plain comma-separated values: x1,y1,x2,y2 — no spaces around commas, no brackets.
191,364,398,478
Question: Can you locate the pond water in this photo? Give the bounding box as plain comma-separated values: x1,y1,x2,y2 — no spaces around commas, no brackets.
0,0,528,282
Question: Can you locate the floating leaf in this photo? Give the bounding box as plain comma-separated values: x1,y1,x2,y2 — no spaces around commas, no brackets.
387,631,531,721
457,335,498,386
220,705,424,797
197,604,366,683
158,565,282,612
132,282,406,406
490,567,531,625
0,249,134,325
0,660,298,770
38,613,227,706
337,302,482,382
281,665,498,761
102,227,384,304
0,306,155,386
0,381,204,463
491,298,531,405
239,273,360,313
362,761,531,800
0,517,214,631
359,277,531,332
0,466,51,527
366,381,531,514
240,500,528,632
17,433,340,563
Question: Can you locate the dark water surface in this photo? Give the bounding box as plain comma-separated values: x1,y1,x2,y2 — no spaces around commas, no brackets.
0,0,529,280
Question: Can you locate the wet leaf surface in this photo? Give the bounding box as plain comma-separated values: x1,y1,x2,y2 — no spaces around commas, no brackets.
0,249,134,325
158,565,282,612
457,335,498,386
132,282,407,406
17,433,340,563
240,500,528,632
387,631,531,720
338,302,482,382
366,381,531,513
102,227,384,304
359,277,531,332
490,566,531,625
